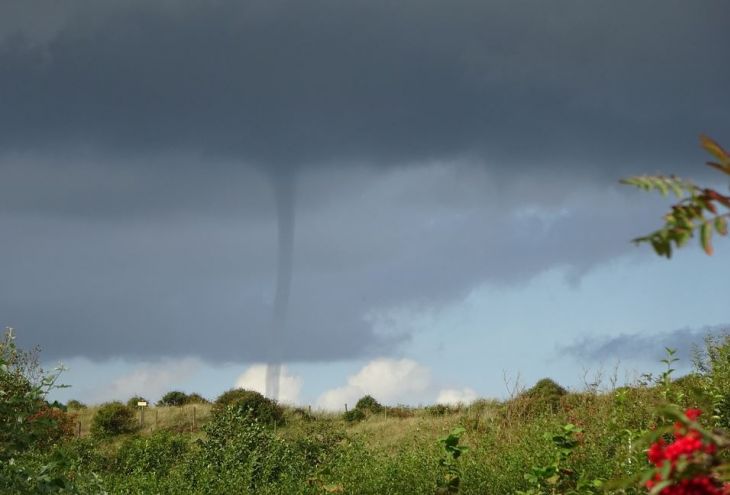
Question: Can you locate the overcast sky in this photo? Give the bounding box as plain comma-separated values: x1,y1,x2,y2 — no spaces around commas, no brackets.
2,0,729,407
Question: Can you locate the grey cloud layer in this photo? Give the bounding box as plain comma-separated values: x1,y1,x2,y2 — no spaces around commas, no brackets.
3,163,670,361
561,325,730,365
1,0,728,172
1,0,729,361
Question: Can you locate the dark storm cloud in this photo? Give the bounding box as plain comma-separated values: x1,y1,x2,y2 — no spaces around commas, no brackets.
2,0,729,362
3,164,677,362
1,0,729,173
561,325,730,364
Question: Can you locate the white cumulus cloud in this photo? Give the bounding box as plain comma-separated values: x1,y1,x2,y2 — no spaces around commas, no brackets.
436,387,478,406
317,358,431,410
235,365,302,405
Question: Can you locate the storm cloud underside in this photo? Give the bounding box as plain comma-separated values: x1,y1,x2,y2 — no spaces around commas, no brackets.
1,0,729,363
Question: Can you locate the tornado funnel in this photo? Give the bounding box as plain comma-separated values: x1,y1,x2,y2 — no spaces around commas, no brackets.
265,173,296,401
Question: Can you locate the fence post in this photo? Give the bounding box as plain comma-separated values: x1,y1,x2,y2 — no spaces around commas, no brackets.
155,409,159,430
193,406,196,431
77,421,81,437
344,403,348,412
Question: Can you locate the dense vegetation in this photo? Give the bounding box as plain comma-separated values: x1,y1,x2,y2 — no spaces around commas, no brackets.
5,326,730,494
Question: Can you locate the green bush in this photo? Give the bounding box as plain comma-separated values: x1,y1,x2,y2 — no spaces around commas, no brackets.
47,400,67,412
126,396,147,408
427,404,456,416
91,402,136,437
343,408,366,423
289,421,346,468
185,392,209,404
66,399,87,410
385,404,416,418
115,431,188,476
212,388,284,425
186,405,309,493
0,329,80,493
355,395,383,414
157,391,188,407
692,332,730,427
522,377,568,413
288,407,315,422
0,329,68,458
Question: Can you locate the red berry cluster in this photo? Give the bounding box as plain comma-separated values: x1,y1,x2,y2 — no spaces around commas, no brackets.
645,409,727,495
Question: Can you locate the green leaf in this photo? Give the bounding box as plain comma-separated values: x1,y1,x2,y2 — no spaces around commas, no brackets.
701,135,730,165
715,216,728,236
701,221,714,255
669,180,684,198
707,161,730,175
660,460,672,480
650,480,672,495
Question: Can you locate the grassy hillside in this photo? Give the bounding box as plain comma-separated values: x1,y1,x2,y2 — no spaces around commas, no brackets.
5,335,730,494
45,382,692,494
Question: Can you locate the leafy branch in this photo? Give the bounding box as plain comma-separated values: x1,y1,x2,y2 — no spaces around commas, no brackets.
621,135,730,257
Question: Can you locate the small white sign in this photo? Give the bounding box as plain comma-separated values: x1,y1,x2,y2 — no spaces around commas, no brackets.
137,401,148,407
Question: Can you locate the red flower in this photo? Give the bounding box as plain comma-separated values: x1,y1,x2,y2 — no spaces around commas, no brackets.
644,409,723,495
686,409,702,422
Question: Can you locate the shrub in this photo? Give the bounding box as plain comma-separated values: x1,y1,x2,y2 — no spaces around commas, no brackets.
91,402,136,437
186,405,310,493
343,408,366,423
692,332,730,427
66,399,87,410
27,405,76,447
286,407,315,422
126,396,148,408
385,404,415,418
47,400,67,412
212,388,284,425
0,329,79,493
186,393,209,404
522,377,568,413
157,391,189,407
355,395,383,414
0,328,65,458
427,404,456,416
115,431,189,476
289,421,345,467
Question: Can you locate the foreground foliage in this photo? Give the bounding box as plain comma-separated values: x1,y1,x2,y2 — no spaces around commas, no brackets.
621,135,730,257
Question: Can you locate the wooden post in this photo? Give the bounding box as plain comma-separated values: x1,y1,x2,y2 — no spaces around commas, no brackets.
140,406,145,427
155,409,159,430
192,406,196,430
344,403,348,412
384,407,387,421
77,421,81,437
